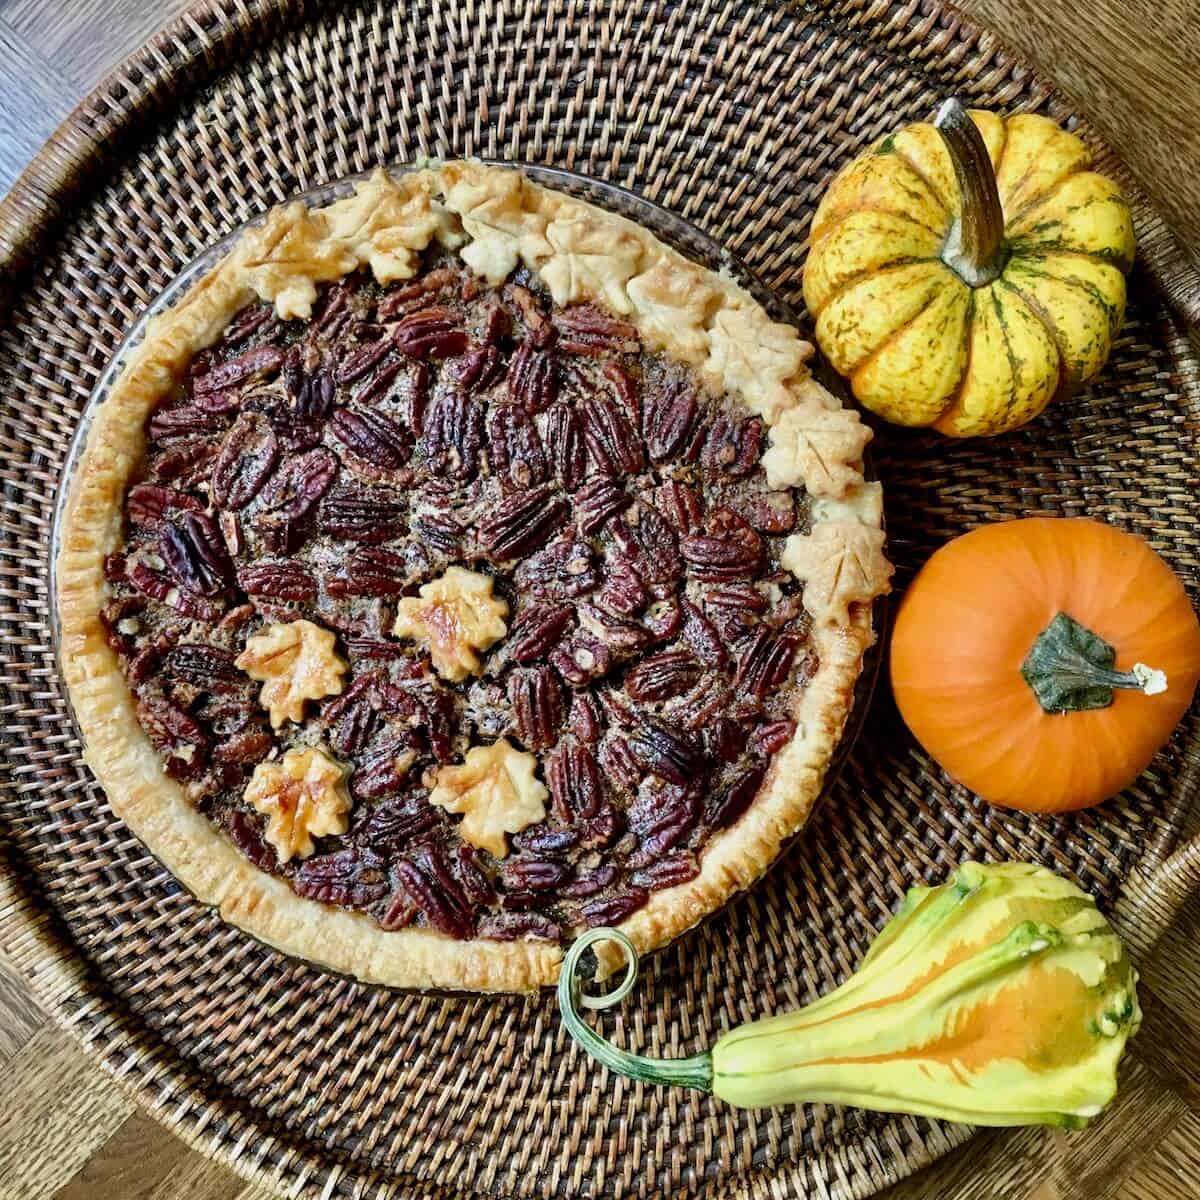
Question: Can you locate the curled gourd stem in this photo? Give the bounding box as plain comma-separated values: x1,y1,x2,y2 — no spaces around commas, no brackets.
934,97,1007,287
558,928,714,1092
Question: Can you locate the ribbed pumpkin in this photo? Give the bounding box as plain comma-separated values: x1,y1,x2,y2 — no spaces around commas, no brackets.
890,518,1200,812
804,100,1135,437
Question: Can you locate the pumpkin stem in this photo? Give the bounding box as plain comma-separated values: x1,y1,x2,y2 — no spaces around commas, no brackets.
1021,612,1168,714
557,928,714,1092
934,98,1007,288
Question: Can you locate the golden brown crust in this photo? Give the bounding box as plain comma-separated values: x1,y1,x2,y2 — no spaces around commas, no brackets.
57,162,889,992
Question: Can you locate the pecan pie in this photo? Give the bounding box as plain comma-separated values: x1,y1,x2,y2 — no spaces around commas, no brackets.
57,164,891,992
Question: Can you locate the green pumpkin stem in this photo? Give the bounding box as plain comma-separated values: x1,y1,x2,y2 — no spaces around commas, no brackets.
934,98,1007,287
1021,612,1167,714
558,928,714,1092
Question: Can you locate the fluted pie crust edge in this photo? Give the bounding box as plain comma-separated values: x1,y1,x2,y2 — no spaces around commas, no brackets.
56,162,891,992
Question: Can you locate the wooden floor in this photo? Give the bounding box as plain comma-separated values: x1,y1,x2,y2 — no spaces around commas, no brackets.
2,1,1200,1197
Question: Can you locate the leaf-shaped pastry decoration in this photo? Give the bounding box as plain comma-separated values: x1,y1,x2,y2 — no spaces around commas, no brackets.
763,397,873,498
236,203,355,320
244,746,352,864
540,215,646,314
428,739,548,858
236,618,348,728
703,302,815,422
393,566,510,682
237,172,449,318
441,160,552,283
782,520,892,624
625,256,721,364
321,170,458,284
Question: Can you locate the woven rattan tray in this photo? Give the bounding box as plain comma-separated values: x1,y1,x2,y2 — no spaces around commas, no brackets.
3,3,1200,1198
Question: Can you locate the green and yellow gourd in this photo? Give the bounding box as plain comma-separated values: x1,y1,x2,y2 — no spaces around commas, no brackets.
804,100,1135,437
559,862,1139,1126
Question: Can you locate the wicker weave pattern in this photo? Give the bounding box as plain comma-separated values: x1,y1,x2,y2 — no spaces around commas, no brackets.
1,2,1198,1198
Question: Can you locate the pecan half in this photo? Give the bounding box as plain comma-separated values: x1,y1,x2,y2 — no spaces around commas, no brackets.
653,479,703,534
294,368,336,421
293,847,390,908
328,546,410,597
211,413,279,509
330,407,413,469
448,344,504,393
705,764,767,831
514,539,599,600
356,793,443,852
574,476,630,535
507,342,559,413
508,666,564,751
319,489,406,542
486,403,548,490
553,306,639,356
642,380,704,462
396,845,474,938
625,649,702,702
393,306,469,359
680,599,727,667
734,630,799,700
630,852,699,890
235,559,314,604
160,513,232,595
546,741,601,821
193,344,284,396
420,391,485,480
627,720,704,786
580,387,644,477
581,888,649,927
545,404,586,490
480,484,569,562
680,509,764,581
322,675,381,756
336,338,393,384
611,502,680,585
126,483,202,529
592,549,648,617
149,406,222,441
508,603,574,663
163,643,243,690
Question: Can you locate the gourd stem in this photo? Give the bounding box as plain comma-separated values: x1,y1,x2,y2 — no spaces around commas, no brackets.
557,928,714,1092
934,98,1007,287
1021,612,1167,714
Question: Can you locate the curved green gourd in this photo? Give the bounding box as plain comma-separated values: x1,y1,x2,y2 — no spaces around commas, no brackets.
558,862,1140,1127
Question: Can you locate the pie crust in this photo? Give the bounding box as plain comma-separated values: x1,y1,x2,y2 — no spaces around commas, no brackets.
56,162,891,992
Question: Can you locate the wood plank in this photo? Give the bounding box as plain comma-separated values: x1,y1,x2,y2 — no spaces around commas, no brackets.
0,16,75,198
876,1056,1189,1200
1112,1110,1200,1200
52,1110,201,1200
0,1023,134,1198
953,0,1200,252
141,1148,281,1200
0,953,45,1065
1,2,1200,1199
0,0,194,92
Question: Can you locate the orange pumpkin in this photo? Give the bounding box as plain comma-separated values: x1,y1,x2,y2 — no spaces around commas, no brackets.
891,518,1200,812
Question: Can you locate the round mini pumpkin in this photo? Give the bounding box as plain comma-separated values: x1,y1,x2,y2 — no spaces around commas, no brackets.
890,518,1200,812
804,100,1135,437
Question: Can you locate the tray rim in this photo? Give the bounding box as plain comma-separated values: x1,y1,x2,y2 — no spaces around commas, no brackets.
1,2,1198,1198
